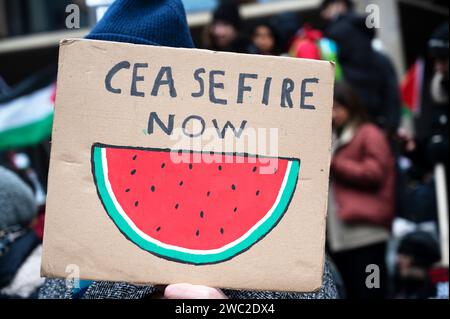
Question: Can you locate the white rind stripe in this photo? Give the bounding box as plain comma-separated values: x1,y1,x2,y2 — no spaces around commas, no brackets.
101,148,292,255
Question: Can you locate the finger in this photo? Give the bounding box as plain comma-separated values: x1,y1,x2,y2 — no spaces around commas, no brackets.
164,283,227,299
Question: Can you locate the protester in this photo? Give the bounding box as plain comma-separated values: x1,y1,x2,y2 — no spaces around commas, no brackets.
289,25,323,60
327,83,396,298
320,0,401,134
269,11,300,53
247,22,281,55
394,231,441,299
0,166,36,230
0,166,41,295
396,22,449,234
428,23,449,107
403,22,449,172
203,2,248,53
424,22,449,168
320,0,354,22
386,22,449,299
36,0,339,299
288,24,343,80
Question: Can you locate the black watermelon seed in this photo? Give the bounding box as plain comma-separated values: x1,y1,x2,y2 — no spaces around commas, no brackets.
218,165,222,171
233,207,238,212
196,230,200,237
125,188,130,193
252,166,257,172
130,169,136,175
220,228,224,234
179,181,183,186
156,226,161,232
210,151,214,155
200,211,204,218
231,184,236,190
175,203,179,209
150,185,155,192
161,163,166,168
177,150,182,155
207,191,211,197
134,201,139,207
189,163,193,170
256,190,260,196
132,155,137,160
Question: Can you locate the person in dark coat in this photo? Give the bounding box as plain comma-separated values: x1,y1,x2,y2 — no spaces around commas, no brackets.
320,0,401,134
421,22,448,168
401,22,449,185
394,231,441,299
203,2,249,53
247,22,282,56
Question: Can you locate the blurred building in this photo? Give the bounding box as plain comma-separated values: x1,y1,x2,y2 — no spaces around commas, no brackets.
0,0,448,85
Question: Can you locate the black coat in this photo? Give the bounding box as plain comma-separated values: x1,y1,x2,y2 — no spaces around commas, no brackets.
326,14,401,133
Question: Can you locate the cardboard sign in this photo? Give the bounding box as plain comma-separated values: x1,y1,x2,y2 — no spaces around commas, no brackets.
41,38,335,292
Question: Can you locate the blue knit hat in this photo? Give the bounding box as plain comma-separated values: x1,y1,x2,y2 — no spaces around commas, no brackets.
86,0,194,48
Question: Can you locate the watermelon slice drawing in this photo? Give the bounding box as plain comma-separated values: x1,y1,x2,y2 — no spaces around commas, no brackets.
91,143,300,265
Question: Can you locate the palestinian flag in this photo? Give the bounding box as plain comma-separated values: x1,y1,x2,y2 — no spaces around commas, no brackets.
400,58,424,116
0,84,54,151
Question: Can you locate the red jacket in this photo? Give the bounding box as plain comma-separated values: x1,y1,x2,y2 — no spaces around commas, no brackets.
331,123,395,227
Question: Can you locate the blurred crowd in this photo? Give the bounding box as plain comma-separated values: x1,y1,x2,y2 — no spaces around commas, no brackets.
0,0,448,299
200,0,449,299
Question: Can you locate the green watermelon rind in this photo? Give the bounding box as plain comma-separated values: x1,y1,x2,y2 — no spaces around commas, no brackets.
92,145,300,265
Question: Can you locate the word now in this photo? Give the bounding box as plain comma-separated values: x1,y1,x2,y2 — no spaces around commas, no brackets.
147,112,247,139
105,62,319,109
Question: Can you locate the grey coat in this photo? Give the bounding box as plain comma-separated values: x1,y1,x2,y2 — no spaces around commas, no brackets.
0,166,37,229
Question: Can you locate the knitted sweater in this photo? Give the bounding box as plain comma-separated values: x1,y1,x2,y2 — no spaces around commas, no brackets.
38,259,338,299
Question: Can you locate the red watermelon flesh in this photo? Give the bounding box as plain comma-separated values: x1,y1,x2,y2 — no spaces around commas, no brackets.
92,143,300,264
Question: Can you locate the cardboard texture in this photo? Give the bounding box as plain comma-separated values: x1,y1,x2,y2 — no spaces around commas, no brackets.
41,38,335,292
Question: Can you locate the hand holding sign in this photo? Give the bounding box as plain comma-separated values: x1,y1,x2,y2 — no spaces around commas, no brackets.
163,283,228,299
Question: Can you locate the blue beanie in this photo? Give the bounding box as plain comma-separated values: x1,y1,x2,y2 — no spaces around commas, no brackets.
86,0,194,48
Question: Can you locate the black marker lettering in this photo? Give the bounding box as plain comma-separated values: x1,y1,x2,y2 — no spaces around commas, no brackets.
281,78,294,108
262,77,272,106
151,66,177,97
130,63,148,97
105,61,130,94
300,78,319,110
182,115,206,138
212,119,247,139
237,73,258,104
147,112,174,135
209,70,227,105
191,68,206,98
